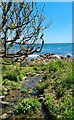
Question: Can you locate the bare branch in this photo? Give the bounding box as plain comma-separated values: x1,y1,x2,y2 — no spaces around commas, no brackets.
0,2,51,62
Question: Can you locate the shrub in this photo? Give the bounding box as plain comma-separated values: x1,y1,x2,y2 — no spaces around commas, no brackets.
43,96,58,119
15,98,41,115
59,95,73,120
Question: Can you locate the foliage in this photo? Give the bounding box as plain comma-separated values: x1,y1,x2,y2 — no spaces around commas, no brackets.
33,59,73,120
15,98,41,115
3,79,21,90
2,63,24,82
44,94,73,120
57,94,73,120
44,96,58,119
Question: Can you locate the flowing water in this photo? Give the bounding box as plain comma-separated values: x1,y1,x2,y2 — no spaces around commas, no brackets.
1,75,45,120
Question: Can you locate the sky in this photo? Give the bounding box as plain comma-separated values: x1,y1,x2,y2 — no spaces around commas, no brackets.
37,2,72,43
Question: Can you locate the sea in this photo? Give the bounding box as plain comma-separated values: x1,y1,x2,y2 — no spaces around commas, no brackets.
9,43,74,58
35,43,73,57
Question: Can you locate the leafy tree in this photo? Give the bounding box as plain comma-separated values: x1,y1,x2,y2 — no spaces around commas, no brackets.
0,2,51,62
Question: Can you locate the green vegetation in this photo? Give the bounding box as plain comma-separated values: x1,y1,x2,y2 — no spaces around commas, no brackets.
44,96,58,119
44,94,73,120
15,98,41,115
34,59,73,120
20,86,27,93
1,58,73,119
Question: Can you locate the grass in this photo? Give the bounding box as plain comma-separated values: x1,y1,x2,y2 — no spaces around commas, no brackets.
2,58,73,119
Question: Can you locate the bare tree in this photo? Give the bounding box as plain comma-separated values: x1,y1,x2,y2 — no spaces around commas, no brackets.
0,2,51,62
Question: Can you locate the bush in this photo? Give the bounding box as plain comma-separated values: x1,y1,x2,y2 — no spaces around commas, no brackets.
15,98,41,115
44,96,58,119
59,95,73,120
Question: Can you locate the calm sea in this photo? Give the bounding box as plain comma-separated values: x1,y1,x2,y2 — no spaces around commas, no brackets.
9,43,73,57
36,43,73,57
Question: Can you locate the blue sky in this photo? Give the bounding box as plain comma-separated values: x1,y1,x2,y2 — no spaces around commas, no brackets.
37,2,72,43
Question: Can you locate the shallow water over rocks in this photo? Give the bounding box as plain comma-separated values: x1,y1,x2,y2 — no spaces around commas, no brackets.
1,75,45,120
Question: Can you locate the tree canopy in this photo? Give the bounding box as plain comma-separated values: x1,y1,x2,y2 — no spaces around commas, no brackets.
0,2,51,62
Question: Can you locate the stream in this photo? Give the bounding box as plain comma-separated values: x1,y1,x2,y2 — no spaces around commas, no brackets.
1,75,46,120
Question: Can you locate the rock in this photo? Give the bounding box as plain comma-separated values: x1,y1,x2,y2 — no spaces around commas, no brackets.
39,97,44,102
0,96,5,99
39,54,44,57
17,87,20,90
53,55,60,59
0,85,8,96
39,80,42,83
30,72,36,76
50,53,54,55
0,85,7,92
67,54,71,58
0,113,8,120
0,96,5,101
7,111,12,114
37,57,42,61
23,77,27,80
0,101,10,106
60,56,64,59
39,95,45,97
